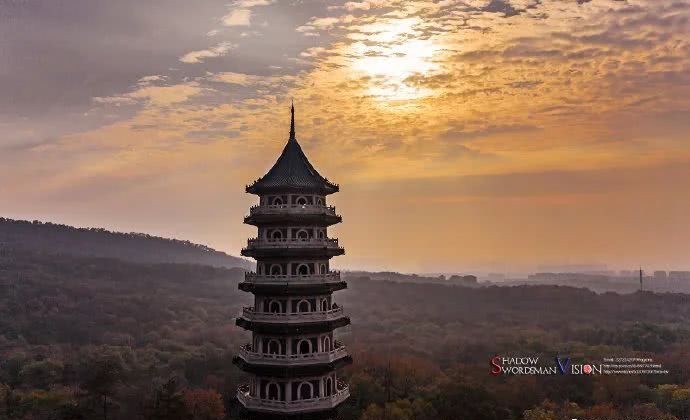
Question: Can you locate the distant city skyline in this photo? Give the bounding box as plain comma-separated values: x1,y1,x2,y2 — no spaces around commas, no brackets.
1,0,689,273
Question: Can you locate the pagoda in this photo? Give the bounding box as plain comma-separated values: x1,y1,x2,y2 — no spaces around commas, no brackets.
234,103,351,419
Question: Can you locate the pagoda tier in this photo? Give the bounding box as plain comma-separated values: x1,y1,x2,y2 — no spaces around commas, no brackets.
235,315,351,334
241,240,345,259
237,377,349,416
244,203,342,227
235,104,350,418
239,272,347,295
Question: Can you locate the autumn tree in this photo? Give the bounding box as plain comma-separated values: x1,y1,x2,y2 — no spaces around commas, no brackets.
183,388,225,420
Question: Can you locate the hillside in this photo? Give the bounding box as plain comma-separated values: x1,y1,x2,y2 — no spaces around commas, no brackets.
1,250,690,419
0,218,252,270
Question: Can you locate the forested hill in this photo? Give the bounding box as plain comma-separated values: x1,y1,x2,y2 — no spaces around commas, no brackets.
0,218,252,270
1,251,690,419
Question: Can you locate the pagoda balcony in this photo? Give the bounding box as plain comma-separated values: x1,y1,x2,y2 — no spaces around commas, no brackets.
241,306,344,323
248,204,337,217
244,271,341,284
241,238,345,258
244,204,342,227
237,382,349,414
237,343,349,366
244,237,342,250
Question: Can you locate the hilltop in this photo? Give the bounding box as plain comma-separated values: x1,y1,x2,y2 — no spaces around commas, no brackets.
0,217,252,270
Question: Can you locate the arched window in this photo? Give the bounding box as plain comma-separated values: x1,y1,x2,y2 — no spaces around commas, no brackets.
266,382,281,400
325,377,333,396
297,382,313,400
270,264,282,275
320,264,327,274
271,197,283,206
296,196,308,206
296,229,309,240
267,339,281,355
316,198,323,206
321,299,329,312
323,336,331,352
297,339,311,354
271,230,283,240
269,300,282,313
297,264,310,276
317,230,325,239
297,300,311,313
257,263,264,275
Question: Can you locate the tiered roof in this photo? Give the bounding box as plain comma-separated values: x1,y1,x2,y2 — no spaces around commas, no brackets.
246,104,339,195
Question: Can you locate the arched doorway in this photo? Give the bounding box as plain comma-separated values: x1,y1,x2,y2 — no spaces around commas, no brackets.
325,377,333,396
267,382,280,400
297,264,310,276
297,300,311,313
269,300,281,313
271,197,283,206
296,196,308,206
321,299,329,311
298,382,313,400
270,264,282,275
297,339,311,354
296,229,309,241
271,230,283,240
323,336,331,352
267,339,281,355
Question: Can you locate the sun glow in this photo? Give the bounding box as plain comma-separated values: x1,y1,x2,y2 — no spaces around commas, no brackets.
349,17,440,102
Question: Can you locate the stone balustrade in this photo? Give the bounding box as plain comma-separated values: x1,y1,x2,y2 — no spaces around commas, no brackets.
237,343,349,365
241,306,344,322
245,237,341,250
236,383,349,413
244,272,341,284
247,204,337,216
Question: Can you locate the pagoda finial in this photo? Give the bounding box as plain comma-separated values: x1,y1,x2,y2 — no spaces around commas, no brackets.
289,99,295,141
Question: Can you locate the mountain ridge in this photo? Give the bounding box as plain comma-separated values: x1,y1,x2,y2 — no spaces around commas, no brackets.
0,217,253,270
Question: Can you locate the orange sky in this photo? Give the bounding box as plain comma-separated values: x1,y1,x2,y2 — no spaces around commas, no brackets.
1,0,689,273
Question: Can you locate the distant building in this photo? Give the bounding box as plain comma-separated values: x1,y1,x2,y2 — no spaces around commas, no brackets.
654,271,668,281
486,273,506,282
669,271,690,281
449,275,478,287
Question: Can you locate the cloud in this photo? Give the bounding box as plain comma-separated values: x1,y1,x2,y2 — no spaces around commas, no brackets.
330,0,398,11
441,124,540,142
95,83,203,108
137,75,166,85
296,15,356,33
222,8,252,26
220,0,275,27
179,42,237,64
92,96,138,106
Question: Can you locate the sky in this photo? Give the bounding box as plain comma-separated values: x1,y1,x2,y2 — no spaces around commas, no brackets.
1,0,689,274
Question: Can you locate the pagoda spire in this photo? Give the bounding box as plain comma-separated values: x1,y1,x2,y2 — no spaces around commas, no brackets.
289,99,295,141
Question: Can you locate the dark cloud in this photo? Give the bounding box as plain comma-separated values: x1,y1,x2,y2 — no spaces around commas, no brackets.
0,0,330,148
0,0,229,117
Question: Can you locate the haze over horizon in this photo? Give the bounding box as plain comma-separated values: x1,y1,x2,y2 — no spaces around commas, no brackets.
1,0,689,273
